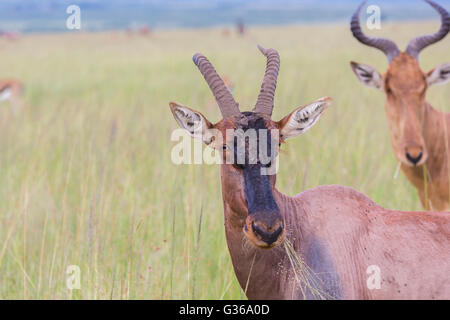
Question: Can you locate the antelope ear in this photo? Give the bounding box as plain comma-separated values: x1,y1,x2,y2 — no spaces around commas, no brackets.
427,63,450,86
278,97,332,140
350,61,383,90
169,102,215,145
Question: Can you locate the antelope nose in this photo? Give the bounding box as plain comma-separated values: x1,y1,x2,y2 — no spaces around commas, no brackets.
405,147,423,166
251,220,284,246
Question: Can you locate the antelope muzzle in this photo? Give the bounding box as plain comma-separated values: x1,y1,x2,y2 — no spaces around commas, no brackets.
244,212,285,249
402,138,428,167
242,165,285,249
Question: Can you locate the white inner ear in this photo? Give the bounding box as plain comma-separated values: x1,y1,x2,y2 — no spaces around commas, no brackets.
282,100,327,139
352,64,382,90
427,63,450,86
173,106,205,140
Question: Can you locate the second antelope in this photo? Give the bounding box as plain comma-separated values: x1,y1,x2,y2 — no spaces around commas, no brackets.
169,46,449,299
350,0,450,210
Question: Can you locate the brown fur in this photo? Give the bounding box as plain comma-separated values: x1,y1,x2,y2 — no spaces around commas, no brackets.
382,53,450,210
210,116,450,299
171,44,450,299
350,0,450,210
170,98,450,299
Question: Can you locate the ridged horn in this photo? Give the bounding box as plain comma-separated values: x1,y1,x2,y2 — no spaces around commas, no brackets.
406,0,450,60
193,53,240,118
253,45,280,117
350,1,400,63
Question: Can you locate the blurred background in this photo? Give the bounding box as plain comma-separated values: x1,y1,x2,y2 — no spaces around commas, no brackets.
0,0,449,300
0,0,450,33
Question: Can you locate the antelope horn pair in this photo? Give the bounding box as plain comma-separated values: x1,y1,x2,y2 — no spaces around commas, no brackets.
351,0,450,62
192,45,280,119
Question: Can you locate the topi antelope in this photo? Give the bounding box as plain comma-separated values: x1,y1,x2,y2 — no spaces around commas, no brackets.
350,0,450,211
169,46,449,299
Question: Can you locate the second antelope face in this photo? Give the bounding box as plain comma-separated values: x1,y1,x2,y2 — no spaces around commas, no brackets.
350,0,450,167
170,47,331,249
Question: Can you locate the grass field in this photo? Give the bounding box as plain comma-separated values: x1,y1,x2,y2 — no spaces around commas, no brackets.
0,22,449,299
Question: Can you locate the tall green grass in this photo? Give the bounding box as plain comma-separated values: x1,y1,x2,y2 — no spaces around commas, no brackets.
0,22,449,299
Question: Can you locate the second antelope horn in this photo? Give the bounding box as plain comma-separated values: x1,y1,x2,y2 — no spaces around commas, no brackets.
406,0,450,60
350,1,400,62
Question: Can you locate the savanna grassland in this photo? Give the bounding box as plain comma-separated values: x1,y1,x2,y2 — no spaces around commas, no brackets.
0,22,449,299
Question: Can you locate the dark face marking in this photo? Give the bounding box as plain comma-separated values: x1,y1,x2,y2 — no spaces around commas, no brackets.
243,165,279,216
232,112,276,169
232,112,279,215
232,112,283,248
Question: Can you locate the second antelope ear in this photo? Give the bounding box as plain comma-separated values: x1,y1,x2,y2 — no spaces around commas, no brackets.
169,102,215,145
427,63,450,86
278,97,332,140
350,61,383,90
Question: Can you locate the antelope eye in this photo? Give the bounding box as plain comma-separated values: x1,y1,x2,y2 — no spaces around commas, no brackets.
222,145,228,151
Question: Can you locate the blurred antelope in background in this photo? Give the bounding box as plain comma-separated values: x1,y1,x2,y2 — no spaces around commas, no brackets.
169,46,450,299
0,79,23,113
236,18,246,36
0,30,21,41
350,0,450,210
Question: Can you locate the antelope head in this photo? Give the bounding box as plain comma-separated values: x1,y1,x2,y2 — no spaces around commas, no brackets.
170,46,331,249
350,0,450,167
